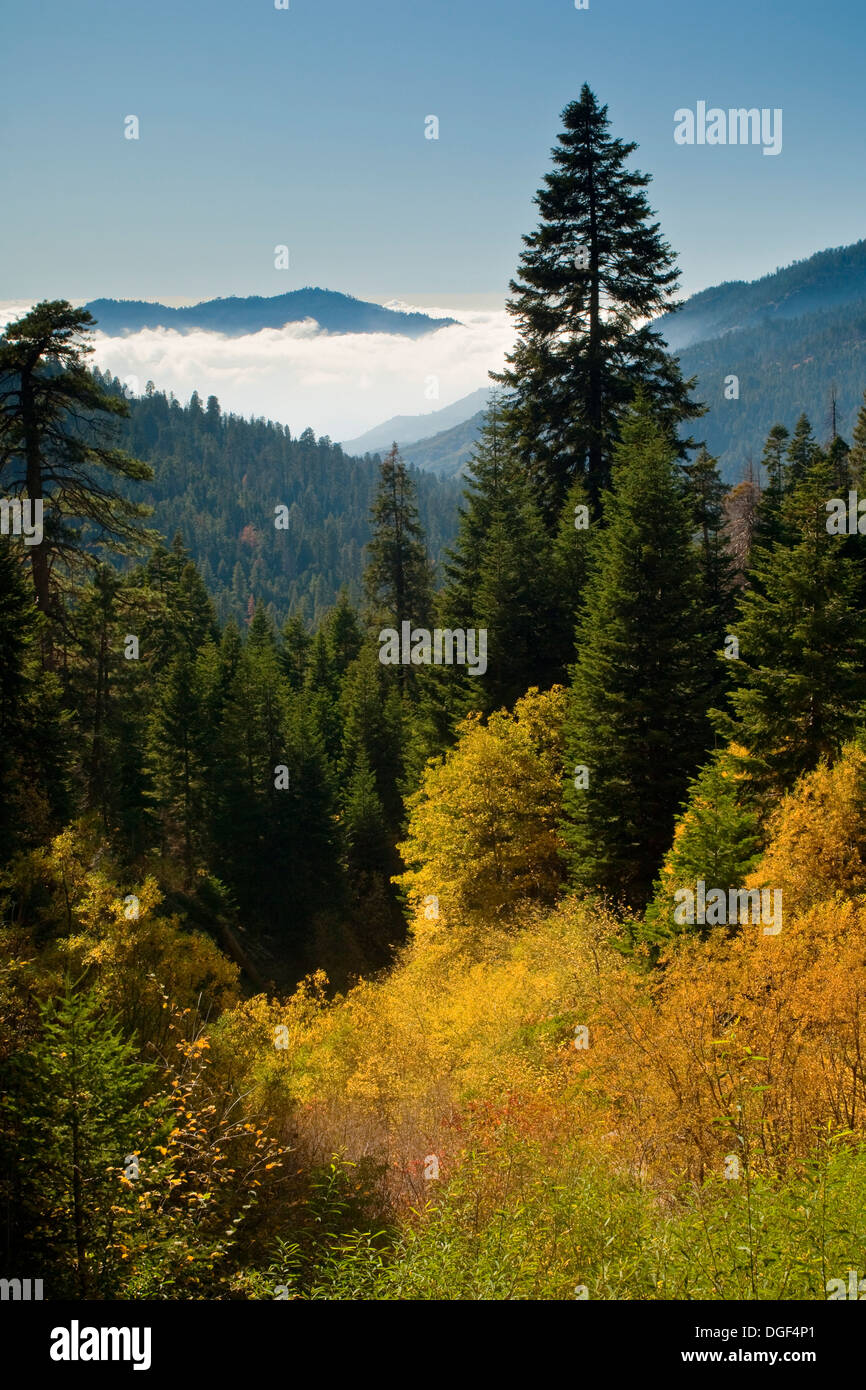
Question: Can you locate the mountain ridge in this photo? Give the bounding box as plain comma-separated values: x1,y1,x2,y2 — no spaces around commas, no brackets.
84,288,458,339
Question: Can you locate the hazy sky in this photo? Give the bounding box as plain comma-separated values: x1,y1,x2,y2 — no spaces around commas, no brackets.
3,0,864,437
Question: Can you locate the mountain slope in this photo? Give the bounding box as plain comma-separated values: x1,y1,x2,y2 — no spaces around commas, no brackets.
84,289,457,339
399,410,487,477
658,240,866,352
677,295,866,471
341,387,491,455
98,373,462,627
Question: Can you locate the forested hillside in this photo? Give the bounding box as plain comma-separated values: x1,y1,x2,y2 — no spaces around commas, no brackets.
104,378,461,626
3,86,866,1308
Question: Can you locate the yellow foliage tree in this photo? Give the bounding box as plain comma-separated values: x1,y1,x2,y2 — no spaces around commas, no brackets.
744,740,866,915
0,824,238,1052
395,687,567,932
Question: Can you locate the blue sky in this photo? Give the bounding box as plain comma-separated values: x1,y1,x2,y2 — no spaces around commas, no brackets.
3,0,865,308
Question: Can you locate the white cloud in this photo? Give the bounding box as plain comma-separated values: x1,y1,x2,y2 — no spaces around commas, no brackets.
0,298,515,439
80,306,515,440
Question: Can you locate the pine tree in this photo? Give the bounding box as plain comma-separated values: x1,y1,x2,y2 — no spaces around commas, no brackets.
549,474,594,681
493,85,702,519
561,399,713,908
440,395,556,709
643,753,762,952
364,443,434,633
0,301,153,617
847,389,866,488
1,983,155,1297
718,447,866,795
681,446,737,702
752,424,790,556
145,650,211,879
785,413,819,490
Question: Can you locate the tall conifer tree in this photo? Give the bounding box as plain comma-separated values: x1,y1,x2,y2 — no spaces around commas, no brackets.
561,399,712,908
440,395,555,710
494,85,702,520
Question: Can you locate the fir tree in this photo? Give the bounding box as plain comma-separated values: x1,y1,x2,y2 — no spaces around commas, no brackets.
0,983,155,1297
752,424,790,556
339,645,405,833
145,650,210,879
279,615,312,690
681,445,737,700
493,85,702,519
718,446,866,794
847,389,866,488
549,474,594,681
785,413,819,491
0,301,153,617
323,589,363,677
561,399,713,908
440,395,556,709
643,753,762,953
363,443,434,632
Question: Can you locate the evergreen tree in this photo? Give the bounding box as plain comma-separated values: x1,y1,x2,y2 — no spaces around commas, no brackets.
339,645,405,833
493,85,702,519
826,432,851,494
212,626,341,951
0,541,38,855
440,395,556,709
0,984,154,1297
643,753,762,953
145,650,210,879
681,446,737,699
752,424,790,556
0,301,153,617
279,615,312,690
549,474,594,681
304,627,343,764
718,446,866,795
323,589,363,677
363,443,434,633
67,563,149,844
847,389,866,488
785,413,819,491
136,536,217,667
561,399,713,908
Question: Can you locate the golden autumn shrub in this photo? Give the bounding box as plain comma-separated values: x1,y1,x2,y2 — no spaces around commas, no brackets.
579,903,866,1184
0,825,239,1052
214,894,622,1201
394,686,567,931
744,740,866,914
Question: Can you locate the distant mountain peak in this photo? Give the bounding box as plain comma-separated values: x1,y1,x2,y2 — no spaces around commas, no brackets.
83,288,459,340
